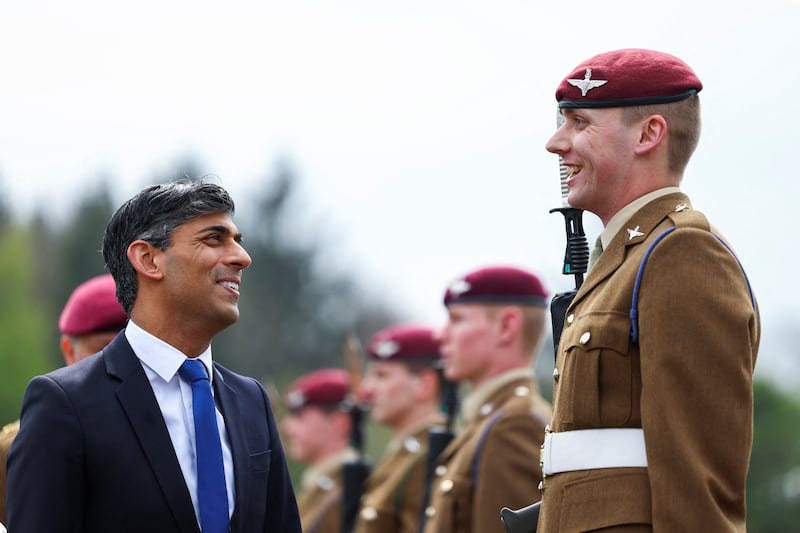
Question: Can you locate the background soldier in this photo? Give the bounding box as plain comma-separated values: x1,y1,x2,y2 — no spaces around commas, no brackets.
424,265,552,533
538,48,760,531
355,324,445,533
0,273,128,525
283,368,356,533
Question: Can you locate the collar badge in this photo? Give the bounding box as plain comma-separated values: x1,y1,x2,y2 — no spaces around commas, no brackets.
627,226,645,240
567,68,608,96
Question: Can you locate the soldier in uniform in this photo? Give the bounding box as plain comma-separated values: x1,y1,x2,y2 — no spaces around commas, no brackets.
538,49,760,531
423,265,552,533
354,324,445,533
282,368,356,533
0,273,128,524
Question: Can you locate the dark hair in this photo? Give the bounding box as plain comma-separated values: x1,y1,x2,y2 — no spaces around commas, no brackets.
102,179,236,314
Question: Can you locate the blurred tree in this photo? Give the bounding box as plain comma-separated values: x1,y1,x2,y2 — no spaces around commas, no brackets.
0,224,55,425
0,175,10,231
214,161,401,386
28,181,116,364
747,379,800,531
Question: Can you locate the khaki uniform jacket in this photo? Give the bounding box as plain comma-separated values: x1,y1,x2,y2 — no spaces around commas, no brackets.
354,416,443,533
0,420,19,525
538,193,760,532
297,449,356,533
423,370,551,533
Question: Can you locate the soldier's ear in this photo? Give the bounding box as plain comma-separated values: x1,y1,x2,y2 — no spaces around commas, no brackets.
413,368,439,401
634,114,667,156
127,240,164,281
495,306,523,347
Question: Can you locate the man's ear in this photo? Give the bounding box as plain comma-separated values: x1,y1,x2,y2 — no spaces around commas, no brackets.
496,306,523,346
60,335,77,366
635,114,668,156
127,240,164,281
413,368,439,401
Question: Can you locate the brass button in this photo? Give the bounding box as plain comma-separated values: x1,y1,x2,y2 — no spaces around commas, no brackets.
566,314,574,324
435,465,447,476
579,331,591,344
552,368,559,382
514,386,530,397
538,480,544,492
360,507,378,521
425,506,436,518
440,479,454,493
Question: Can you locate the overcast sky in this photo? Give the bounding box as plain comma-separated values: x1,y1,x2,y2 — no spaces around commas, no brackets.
1,1,798,387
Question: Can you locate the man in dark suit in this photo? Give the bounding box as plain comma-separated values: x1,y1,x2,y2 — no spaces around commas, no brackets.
7,179,301,532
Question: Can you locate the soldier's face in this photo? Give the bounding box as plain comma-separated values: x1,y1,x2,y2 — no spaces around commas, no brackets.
281,407,339,464
439,304,497,385
361,361,419,429
546,107,638,223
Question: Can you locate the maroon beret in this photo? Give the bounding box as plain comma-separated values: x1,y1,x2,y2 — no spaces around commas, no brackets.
58,274,128,336
285,368,350,411
443,266,548,307
366,324,440,363
555,48,702,109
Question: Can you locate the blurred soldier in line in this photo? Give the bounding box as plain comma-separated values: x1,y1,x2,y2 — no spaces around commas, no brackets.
0,273,128,524
282,368,357,533
354,324,445,533
423,265,552,533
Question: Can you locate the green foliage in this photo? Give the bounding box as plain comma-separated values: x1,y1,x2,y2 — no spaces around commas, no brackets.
747,380,800,531
0,225,56,425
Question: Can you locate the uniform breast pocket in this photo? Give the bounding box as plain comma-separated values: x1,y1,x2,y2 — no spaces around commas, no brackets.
560,313,634,428
433,473,472,533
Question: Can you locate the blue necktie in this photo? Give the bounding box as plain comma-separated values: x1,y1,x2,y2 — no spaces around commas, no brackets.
179,359,229,533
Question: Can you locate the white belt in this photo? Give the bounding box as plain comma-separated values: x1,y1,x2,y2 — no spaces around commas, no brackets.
540,428,648,476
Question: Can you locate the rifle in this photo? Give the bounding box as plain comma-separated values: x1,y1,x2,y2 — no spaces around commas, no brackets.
500,111,589,533
417,361,459,533
341,334,371,533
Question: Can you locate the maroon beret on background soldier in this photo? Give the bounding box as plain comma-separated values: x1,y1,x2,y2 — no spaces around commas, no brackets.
443,265,549,307
366,323,441,364
284,368,350,412
58,273,128,336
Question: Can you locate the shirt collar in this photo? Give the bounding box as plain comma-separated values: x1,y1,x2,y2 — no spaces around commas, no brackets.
600,187,681,249
125,319,215,384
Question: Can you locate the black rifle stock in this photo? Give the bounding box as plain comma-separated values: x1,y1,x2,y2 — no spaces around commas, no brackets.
417,363,459,533
342,335,371,533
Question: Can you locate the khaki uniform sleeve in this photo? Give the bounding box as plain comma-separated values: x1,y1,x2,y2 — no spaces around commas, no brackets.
638,228,758,530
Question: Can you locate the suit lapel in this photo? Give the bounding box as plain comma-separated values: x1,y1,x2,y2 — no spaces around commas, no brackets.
213,367,249,531
569,192,690,311
105,334,200,533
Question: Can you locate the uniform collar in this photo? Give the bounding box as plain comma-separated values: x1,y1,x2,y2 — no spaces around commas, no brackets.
300,447,358,491
600,187,681,249
461,367,533,423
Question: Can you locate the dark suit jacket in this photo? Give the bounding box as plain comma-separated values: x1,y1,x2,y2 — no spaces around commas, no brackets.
6,332,301,533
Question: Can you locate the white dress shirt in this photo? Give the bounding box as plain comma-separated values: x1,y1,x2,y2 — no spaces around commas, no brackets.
125,320,235,525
